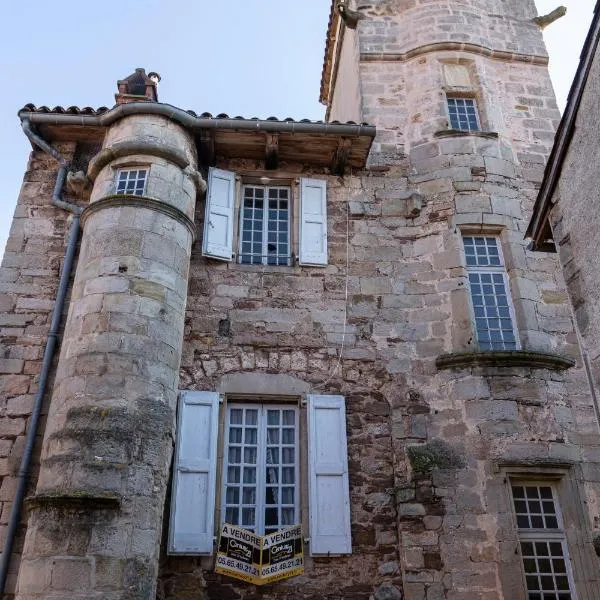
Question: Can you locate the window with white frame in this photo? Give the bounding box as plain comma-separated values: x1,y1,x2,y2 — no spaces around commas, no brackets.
223,404,298,534
202,168,328,267
168,392,351,557
510,483,577,600
116,168,148,196
447,97,480,132
240,186,291,266
463,235,518,350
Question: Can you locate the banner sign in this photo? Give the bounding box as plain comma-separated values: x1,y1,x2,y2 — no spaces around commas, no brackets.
215,523,304,585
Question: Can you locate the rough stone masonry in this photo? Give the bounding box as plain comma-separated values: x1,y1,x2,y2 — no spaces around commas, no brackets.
0,1,599,599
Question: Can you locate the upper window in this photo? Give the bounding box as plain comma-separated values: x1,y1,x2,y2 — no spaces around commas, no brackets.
116,168,147,196
463,235,518,350
240,186,291,266
223,403,298,534
510,483,577,600
447,97,480,132
202,168,328,267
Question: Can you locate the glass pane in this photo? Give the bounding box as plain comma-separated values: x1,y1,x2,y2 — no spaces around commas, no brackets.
242,487,256,504
226,487,239,504
227,467,240,483
243,467,256,484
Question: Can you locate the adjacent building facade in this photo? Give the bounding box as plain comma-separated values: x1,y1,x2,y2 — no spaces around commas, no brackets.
1,1,600,599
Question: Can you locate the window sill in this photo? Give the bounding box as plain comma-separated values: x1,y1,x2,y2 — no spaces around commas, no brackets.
435,350,575,371
434,129,499,140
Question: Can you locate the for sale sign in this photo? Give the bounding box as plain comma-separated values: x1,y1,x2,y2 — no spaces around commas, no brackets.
260,525,304,584
215,523,304,585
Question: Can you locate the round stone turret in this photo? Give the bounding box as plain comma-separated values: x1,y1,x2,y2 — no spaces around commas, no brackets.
15,114,201,599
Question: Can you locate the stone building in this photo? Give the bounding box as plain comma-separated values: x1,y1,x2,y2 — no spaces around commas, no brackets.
527,1,600,450
1,1,599,599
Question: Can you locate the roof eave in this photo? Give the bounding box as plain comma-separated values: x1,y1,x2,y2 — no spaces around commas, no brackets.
527,0,600,249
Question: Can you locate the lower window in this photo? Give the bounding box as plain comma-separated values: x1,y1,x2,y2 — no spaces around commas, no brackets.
223,403,299,535
510,482,577,600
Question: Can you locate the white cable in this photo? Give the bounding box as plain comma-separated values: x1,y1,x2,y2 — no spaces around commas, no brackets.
314,193,350,392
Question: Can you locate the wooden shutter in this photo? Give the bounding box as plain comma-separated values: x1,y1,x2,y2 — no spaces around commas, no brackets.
202,167,235,261
299,178,328,266
168,391,220,554
307,394,352,555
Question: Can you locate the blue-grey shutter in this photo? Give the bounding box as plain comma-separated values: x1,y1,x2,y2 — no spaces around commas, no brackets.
307,394,352,555
299,178,328,266
202,167,235,261
168,391,220,555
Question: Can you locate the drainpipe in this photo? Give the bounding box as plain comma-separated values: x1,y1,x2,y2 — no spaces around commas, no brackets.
0,120,83,595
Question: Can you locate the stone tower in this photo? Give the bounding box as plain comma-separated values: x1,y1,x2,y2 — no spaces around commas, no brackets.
1,3,600,600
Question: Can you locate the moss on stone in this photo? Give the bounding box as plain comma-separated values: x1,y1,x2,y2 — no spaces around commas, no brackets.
407,439,465,473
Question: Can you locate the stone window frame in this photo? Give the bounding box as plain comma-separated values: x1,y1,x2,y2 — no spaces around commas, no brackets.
220,400,301,536
114,165,149,196
496,463,600,600
439,58,489,134
458,226,521,352
213,392,310,560
231,175,300,268
237,182,293,267
508,479,578,599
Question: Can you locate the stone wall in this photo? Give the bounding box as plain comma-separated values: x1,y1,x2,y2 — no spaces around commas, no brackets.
548,38,600,440
0,143,83,595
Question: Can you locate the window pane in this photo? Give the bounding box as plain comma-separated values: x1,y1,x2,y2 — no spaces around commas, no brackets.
447,97,480,132
223,404,298,535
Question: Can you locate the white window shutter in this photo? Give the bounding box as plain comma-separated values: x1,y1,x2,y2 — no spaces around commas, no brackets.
169,391,220,555
202,167,235,261
307,394,352,555
299,178,328,266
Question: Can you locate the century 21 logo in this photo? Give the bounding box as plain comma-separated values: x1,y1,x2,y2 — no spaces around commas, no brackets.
229,539,251,559
272,543,293,556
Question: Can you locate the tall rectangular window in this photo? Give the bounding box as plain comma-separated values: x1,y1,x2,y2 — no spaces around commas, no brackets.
239,185,291,266
222,403,299,535
463,235,518,350
511,483,577,600
447,97,480,132
116,168,147,196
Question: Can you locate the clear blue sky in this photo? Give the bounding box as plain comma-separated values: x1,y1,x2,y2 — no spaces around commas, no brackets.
0,0,595,256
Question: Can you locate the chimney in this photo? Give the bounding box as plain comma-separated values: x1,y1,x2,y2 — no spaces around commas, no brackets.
115,68,161,104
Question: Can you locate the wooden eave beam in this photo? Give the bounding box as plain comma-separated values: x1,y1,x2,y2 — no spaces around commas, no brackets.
197,129,216,166
331,137,352,175
265,133,279,170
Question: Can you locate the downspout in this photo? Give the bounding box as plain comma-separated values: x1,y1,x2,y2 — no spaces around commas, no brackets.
0,120,83,595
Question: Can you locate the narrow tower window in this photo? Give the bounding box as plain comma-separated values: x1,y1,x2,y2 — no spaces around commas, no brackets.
116,168,148,196
510,483,577,599
447,97,480,132
463,236,518,350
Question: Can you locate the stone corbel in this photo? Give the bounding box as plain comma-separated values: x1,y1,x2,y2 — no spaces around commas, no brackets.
184,164,207,194
66,170,91,196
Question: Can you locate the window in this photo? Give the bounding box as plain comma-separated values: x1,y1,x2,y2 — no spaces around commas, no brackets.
116,168,147,196
223,404,298,534
510,483,577,600
447,97,480,132
463,235,518,350
202,168,328,266
168,392,351,557
239,186,291,266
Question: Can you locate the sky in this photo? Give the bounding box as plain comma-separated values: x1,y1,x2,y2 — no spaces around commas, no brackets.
0,0,595,257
